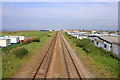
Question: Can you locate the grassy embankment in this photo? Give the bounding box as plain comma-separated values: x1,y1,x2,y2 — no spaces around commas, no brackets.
2,31,55,78
63,32,120,78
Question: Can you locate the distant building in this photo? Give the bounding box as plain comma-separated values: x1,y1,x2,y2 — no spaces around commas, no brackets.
77,34,88,39
92,30,97,34
67,31,76,35
40,30,49,31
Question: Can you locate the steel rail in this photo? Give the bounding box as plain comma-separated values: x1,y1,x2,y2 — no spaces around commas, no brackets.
32,31,58,80
60,32,82,80
59,32,70,79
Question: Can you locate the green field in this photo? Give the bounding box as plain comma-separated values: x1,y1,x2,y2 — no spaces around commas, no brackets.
2,31,55,78
63,32,120,78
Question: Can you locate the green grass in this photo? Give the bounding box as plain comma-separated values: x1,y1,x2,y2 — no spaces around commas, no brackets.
2,43,25,53
2,31,55,78
63,32,120,78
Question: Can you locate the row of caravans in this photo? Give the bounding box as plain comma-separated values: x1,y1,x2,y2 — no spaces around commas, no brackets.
67,32,88,39
67,31,120,56
0,36,26,47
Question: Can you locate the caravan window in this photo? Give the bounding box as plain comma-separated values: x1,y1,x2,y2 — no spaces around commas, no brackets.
97,42,98,45
92,40,94,43
104,44,107,48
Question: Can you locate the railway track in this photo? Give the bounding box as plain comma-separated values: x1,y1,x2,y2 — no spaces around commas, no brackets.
32,31,82,79
32,32,58,80
59,32,82,79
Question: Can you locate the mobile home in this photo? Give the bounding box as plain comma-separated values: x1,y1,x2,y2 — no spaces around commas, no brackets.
18,36,27,43
5,36,19,44
77,34,88,39
88,36,120,56
0,38,11,47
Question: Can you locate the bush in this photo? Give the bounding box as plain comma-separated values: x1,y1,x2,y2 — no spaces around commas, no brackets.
83,42,97,53
65,33,75,39
76,41,85,47
76,39,92,47
23,37,40,44
14,47,29,58
47,35,51,37
76,42,84,47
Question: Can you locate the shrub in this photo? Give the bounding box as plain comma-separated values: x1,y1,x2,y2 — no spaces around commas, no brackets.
14,47,29,58
76,39,92,47
83,47,91,53
23,37,40,44
76,41,85,47
83,42,97,53
65,33,75,39
47,35,51,37
76,41,84,47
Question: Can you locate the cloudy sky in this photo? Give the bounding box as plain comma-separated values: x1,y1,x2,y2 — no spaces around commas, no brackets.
2,2,118,31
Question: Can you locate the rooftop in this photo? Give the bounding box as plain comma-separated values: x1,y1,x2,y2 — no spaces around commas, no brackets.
99,36,120,45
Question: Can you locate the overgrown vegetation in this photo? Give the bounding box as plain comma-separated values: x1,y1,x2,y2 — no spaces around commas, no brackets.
2,43,25,53
14,47,29,58
2,31,54,78
23,37,40,44
47,34,52,37
64,32,120,78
